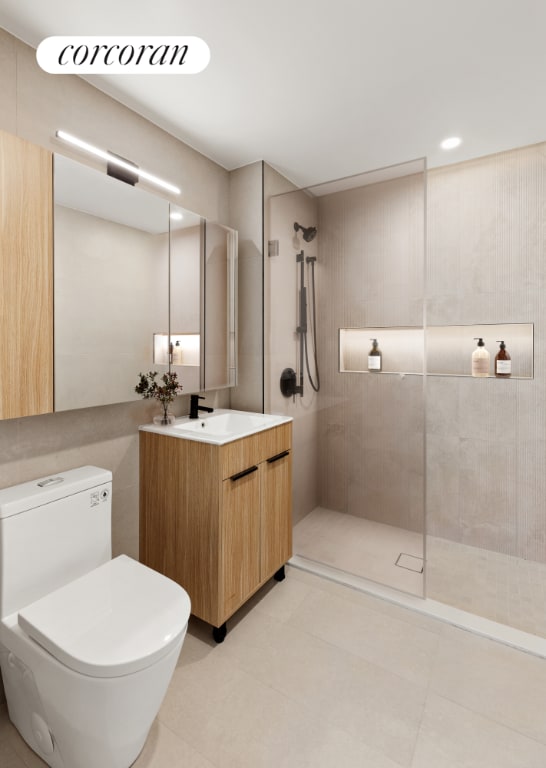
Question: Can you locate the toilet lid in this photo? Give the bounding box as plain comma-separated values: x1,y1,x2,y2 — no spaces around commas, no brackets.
17,555,191,678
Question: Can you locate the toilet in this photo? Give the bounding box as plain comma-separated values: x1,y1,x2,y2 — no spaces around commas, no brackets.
0,466,191,768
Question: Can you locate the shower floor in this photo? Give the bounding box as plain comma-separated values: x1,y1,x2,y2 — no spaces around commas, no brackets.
293,508,546,640
293,507,424,596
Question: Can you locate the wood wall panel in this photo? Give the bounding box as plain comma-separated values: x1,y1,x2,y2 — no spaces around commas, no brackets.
0,129,53,419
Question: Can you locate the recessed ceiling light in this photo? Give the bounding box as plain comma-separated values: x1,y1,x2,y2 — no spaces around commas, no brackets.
170,211,183,221
440,136,462,150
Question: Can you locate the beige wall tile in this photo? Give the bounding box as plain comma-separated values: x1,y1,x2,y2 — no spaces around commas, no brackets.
267,186,320,522
228,162,264,413
0,29,16,133
458,437,518,553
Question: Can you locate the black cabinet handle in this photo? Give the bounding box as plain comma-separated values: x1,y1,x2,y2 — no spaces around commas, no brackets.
230,465,258,482
266,450,290,464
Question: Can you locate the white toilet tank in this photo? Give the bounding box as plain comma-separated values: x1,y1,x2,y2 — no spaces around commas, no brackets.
0,466,112,619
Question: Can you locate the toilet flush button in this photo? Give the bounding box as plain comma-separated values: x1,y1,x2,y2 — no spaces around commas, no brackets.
31,713,55,755
37,476,64,488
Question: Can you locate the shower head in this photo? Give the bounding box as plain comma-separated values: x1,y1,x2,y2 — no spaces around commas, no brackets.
294,222,317,243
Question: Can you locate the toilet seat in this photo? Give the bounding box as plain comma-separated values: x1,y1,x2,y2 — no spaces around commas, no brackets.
17,555,191,678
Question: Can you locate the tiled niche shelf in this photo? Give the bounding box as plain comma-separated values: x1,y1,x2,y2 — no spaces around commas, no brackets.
153,332,200,367
339,324,534,379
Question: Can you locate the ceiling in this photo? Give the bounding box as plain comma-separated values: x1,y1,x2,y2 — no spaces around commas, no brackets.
1,0,545,188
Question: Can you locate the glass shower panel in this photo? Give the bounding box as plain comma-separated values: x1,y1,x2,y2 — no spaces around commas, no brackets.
424,144,546,638
269,159,426,596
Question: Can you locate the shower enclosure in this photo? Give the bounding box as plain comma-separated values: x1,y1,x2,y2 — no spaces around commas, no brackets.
269,158,427,597
268,144,546,640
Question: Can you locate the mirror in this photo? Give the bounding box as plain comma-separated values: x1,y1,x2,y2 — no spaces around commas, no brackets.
53,155,202,410
169,205,204,394
157,213,237,393
202,221,238,390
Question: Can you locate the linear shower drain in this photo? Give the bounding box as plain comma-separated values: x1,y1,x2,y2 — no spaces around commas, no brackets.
395,553,424,573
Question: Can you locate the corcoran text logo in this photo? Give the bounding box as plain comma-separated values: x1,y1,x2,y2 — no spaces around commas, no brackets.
36,36,210,74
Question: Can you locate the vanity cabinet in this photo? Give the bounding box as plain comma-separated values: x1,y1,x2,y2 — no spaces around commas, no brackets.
0,130,53,419
139,422,292,638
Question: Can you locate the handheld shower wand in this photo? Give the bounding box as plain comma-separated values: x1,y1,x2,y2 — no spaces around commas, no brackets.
280,224,320,399
294,250,307,397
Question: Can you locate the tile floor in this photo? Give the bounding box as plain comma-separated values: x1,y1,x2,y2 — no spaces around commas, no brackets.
2,566,546,767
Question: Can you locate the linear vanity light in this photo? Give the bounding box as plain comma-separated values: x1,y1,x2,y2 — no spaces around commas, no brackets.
55,130,181,194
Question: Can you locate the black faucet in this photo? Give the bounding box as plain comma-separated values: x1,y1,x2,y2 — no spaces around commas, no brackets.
189,394,214,419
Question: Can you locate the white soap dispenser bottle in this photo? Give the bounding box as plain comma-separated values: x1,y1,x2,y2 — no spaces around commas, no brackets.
172,340,183,365
471,337,490,377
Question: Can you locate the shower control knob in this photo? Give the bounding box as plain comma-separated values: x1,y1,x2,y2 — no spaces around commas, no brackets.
280,368,297,397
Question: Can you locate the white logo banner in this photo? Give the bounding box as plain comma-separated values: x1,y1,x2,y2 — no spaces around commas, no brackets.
37,36,210,74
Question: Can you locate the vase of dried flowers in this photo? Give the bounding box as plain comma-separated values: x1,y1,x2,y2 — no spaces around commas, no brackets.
135,371,183,425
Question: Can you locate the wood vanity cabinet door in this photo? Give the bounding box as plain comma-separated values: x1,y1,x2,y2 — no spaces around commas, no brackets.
0,130,53,419
140,424,293,630
221,466,261,619
261,450,293,581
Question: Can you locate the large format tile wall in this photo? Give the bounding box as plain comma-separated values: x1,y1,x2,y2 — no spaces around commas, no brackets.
268,171,426,533
426,143,546,566
0,28,230,561
267,187,321,524
425,143,546,623
228,162,265,414
315,173,426,533
228,161,298,414
292,144,546,565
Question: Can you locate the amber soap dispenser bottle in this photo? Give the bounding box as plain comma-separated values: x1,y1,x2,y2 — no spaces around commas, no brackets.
368,338,382,372
495,340,511,377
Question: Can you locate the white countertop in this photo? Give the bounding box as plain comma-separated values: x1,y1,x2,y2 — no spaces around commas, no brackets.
139,408,292,445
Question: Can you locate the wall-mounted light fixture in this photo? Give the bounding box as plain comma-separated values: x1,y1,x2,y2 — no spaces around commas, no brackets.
55,130,181,195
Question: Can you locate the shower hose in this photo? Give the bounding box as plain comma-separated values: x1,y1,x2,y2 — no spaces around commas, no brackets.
304,259,320,392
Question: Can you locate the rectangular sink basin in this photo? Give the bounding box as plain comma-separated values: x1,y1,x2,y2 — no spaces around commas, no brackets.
140,409,292,445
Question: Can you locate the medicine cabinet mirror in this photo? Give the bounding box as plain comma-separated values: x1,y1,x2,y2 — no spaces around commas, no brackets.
54,154,237,411
202,220,238,390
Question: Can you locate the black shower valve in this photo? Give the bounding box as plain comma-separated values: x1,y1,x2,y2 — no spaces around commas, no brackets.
280,367,297,398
